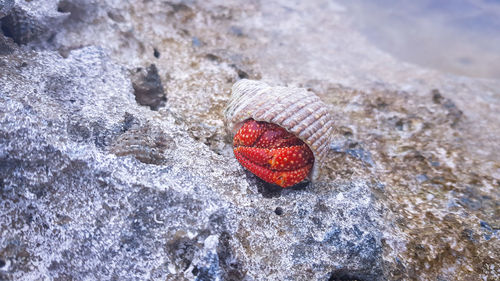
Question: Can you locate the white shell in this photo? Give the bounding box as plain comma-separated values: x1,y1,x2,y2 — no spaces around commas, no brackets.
225,79,334,181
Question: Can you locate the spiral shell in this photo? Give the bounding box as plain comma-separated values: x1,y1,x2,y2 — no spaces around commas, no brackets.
225,79,334,181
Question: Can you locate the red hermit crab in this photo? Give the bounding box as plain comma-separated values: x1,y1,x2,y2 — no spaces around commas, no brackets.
233,119,314,187
225,80,334,187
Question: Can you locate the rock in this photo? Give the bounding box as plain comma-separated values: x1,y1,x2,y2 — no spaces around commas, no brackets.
0,0,14,19
0,33,15,55
1,0,499,280
0,45,384,280
0,0,67,45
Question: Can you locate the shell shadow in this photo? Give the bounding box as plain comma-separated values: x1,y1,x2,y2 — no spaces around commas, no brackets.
248,171,310,198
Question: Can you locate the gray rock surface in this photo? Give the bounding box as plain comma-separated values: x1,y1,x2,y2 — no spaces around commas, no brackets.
0,0,14,19
0,0,67,45
0,33,14,55
0,46,384,280
0,0,498,280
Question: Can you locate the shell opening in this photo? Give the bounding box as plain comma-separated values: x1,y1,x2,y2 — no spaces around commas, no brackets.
225,79,334,183
232,119,315,187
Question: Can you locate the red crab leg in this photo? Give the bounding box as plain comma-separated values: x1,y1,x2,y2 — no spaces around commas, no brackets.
234,149,312,187
233,119,315,187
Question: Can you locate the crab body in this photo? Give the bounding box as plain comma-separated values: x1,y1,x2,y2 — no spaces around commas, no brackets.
233,119,314,187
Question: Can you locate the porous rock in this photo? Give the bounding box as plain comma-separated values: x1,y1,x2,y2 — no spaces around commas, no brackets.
0,45,384,281
0,0,14,19
1,0,499,280
0,0,67,45
0,33,14,55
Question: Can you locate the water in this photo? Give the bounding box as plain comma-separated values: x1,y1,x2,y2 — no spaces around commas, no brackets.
337,0,500,79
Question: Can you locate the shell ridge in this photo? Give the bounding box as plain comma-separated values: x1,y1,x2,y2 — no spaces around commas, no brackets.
290,102,326,136
262,88,300,121
230,87,261,116
297,107,330,141
228,80,272,124
311,123,335,157
278,94,316,125
310,120,333,144
269,94,311,125
281,101,318,130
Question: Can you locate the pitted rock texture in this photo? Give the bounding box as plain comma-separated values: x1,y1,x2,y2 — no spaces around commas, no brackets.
0,43,384,281
1,0,499,281
0,33,14,55
0,0,67,45
0,0,14,19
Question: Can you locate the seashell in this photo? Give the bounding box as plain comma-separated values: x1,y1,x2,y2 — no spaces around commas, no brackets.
225,79,334,185
110,121,176,165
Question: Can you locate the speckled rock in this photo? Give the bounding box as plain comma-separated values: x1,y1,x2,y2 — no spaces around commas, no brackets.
0,33,14,55
0,45,385,281
0,0,67,45
1,0,499,281
0,0,14,19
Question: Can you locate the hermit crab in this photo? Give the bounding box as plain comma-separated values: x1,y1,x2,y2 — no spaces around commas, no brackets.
225,79,334,187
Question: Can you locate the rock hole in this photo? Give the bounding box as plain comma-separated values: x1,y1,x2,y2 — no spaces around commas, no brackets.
395,119,404,130
338,126,353,137
167,2,192,13
0,258,5,268
130,64,167,110
274,207,283,215
217,232,246,280
57,1,68,13
432,89,443,104
107,11,125,22
205,53,219,61
329,269,369,281
236,68,249,79
1,7,52,44
0,18,14,40
153,48,160,58
57,0,87,22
